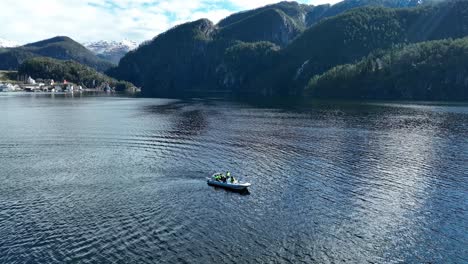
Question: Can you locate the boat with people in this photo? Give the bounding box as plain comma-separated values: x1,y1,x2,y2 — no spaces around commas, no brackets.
207,172,251,191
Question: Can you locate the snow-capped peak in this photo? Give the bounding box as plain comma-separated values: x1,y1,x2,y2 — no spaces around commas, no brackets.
84,39,139,64
84,39,138,54
0,38,19,48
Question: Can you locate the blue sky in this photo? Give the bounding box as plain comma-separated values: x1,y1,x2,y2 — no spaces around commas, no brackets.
0,0,342,44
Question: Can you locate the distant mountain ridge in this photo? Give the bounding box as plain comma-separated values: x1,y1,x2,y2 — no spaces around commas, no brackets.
85,40,138,64
0,36,114,72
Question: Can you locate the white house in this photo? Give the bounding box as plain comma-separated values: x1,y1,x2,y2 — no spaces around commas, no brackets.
27,76,36,84
0,83,18,92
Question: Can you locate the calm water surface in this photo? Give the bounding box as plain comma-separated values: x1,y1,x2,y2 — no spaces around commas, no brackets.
0,93,467,263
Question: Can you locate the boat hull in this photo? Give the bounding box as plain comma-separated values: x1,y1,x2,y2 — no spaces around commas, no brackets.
207,179,251,190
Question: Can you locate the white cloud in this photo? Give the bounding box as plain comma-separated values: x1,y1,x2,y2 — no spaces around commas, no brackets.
0,0,342,44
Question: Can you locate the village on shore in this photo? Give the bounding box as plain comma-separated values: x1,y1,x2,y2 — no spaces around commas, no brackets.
1,76,115,93
0,73,140,93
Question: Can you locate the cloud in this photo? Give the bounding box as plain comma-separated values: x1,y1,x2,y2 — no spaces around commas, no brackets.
0,0,342,44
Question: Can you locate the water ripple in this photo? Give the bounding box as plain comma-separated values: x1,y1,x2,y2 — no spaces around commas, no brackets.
0,96,467,263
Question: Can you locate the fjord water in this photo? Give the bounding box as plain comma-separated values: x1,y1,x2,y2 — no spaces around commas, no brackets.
0,93,467,263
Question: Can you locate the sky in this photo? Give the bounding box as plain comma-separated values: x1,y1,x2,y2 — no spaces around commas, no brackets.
0,0,342,45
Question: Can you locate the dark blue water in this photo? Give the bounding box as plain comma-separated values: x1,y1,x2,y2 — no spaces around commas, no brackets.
0,93,467,263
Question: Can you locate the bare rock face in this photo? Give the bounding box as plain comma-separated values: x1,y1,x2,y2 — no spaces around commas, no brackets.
218,9,302,47
217,2,312,47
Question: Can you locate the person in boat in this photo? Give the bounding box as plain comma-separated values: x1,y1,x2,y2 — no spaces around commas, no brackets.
215,173,225,182
224,171,232,183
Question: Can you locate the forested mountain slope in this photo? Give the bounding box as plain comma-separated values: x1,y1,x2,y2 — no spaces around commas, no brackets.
0,36,114,72
108,0,468,99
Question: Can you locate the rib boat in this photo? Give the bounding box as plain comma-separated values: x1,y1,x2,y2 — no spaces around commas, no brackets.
207,173,251,191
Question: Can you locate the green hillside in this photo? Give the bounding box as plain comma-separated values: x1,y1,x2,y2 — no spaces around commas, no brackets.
19,57,133,91
107,19,218,96
256,0,468,95
217,8,303,47
305,0,429,26
218,1,313,28
0,36,114,72
108,0,468,100
307,37,468,100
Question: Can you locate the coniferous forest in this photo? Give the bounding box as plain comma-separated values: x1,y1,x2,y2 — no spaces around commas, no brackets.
4,0,468,100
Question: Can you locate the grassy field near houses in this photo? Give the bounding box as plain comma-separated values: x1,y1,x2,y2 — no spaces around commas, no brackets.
0,71,17,82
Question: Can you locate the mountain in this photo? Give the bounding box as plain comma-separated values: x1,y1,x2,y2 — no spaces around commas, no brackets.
217,2,313,47
18,57,134,91
85,40,138,64
107,19,217,96
305,0,430,26
307,37,468,100
260,0,468,94
218,1,313,28
0,38,18,48
108,0,468,99
215,0,429,47
106,1,321,96
0,36,114,72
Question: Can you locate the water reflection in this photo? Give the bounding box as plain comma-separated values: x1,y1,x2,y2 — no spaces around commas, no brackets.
143,101,208,137
350,118,437,262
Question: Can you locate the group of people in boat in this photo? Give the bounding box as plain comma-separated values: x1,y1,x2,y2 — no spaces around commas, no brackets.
214,171,236,183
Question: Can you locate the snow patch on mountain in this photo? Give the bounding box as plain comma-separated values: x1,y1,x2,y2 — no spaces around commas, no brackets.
85,40,138,54
0,38,18,48
84,40,138,64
